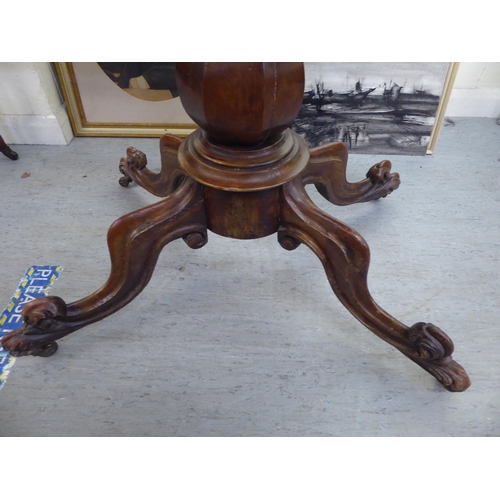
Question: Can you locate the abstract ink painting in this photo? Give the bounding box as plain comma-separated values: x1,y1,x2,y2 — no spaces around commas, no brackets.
292,62,452,155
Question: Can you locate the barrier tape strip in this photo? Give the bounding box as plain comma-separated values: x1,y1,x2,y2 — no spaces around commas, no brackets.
0,266,63,391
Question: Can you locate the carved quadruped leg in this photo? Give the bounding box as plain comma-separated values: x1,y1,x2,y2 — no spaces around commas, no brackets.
1,176,207,358
302,141,401,206
279,177,470,392
118,134,185,197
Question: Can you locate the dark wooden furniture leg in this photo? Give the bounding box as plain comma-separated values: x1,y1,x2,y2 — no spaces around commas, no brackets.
0,134,18,160
1,177,207,356
118,134,185,196
2,63,470,392
279,176,469,392
303,142,400,206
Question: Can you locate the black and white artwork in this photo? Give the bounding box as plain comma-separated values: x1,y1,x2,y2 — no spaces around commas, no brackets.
292,62,450,155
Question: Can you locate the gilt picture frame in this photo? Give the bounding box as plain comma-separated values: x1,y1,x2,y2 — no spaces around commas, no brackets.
55,62,196,138
55,62,457,152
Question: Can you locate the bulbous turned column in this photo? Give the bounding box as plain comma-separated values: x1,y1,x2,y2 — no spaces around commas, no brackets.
176,62,305,145
175,63,310,239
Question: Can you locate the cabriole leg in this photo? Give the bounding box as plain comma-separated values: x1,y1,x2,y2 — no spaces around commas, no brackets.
302,142,400,206
1,177,207,357
278,177,470,392
118,134,185,197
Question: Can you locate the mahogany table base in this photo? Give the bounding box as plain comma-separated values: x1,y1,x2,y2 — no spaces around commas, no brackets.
1,132,471,392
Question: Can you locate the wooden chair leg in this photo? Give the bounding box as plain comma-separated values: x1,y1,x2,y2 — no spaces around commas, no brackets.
278,176,471,392
0,134,18,161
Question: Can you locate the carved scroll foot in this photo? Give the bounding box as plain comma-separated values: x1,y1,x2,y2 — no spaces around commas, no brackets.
404,322,471,392
119,146,147,187
279,177,470,391
301,141,400,206
1,176,208,357
119,173,133,187
364,160,401,201
1,296,67,357
118,134,185,197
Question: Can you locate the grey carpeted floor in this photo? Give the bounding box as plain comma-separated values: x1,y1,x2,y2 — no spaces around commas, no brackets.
0,117,498,436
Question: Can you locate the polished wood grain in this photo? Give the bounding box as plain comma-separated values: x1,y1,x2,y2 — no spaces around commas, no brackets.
303,141,401,205
1,63,470,392
278,176,470,392
1,176,207,356
175,62,305,145
118,134,185,196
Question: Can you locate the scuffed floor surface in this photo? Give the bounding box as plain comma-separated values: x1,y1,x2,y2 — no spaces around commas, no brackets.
0,118,499,436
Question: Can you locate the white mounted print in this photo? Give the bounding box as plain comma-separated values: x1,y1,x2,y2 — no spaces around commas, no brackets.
292,62,454,155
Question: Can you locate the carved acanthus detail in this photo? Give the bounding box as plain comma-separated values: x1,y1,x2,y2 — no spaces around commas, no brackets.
407,322,454,360
1,296,69,357
405,322,470,392
119,147,148,187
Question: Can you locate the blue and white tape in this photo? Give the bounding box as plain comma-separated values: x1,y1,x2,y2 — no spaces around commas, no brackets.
0,265,62,391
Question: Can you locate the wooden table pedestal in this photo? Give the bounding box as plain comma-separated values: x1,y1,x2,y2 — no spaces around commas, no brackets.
1,63,470,392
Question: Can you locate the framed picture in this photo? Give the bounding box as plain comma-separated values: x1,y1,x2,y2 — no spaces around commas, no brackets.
291,62,459,155
55,62,196,137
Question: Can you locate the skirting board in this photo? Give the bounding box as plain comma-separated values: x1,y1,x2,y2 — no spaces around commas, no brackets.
446,87,500,118
0,104,73,145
